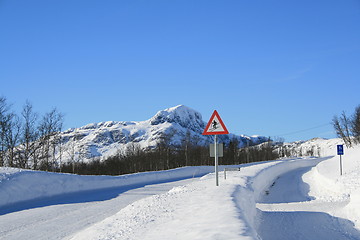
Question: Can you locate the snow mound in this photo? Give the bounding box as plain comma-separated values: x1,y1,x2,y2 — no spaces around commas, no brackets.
0,166,213,210
304,144,360,228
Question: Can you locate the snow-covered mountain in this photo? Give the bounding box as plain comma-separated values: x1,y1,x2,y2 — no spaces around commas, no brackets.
59,105,267,163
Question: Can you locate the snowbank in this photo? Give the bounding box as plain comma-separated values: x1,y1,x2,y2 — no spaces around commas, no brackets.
0,166,213,210
233,157,323,235
3,142,359,239
304,144,360,228
71,158,323,240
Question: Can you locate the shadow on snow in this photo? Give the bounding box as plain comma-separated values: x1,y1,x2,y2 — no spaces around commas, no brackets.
256,165,360,240
0,175,199,216
257,210,360,240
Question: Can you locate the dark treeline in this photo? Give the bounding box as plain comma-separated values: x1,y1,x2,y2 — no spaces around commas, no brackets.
0,96,64,171
60,136,279,176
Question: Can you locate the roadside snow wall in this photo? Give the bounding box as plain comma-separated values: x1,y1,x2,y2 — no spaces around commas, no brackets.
233,157,325,236
0,166,213,210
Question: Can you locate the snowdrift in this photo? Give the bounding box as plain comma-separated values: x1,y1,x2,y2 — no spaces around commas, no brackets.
234,157,324,234
70,158,324,240
0,166,213,211
304,143,360,229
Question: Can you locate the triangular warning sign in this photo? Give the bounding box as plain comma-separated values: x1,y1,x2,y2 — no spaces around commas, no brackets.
202,110,229,135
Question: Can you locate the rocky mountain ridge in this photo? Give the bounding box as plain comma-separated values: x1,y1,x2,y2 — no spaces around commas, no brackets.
59,105,268,163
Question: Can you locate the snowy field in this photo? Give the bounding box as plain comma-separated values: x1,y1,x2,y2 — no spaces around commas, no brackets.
1,138,360,239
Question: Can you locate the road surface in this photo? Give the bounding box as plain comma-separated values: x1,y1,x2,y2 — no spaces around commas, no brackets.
0,178,197,240
256,166,360,240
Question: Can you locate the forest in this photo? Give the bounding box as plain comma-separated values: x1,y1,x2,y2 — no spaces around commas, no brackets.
61,136,279,175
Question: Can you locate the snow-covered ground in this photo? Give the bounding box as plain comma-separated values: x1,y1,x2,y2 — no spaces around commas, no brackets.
304,143,360,230
1,138,360,239
0,167,213,240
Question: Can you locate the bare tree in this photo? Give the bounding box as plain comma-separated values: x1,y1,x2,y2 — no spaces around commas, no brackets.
125,142,143,172
181,130,191,166
157,129,176,170
224,137,240,165
4,114,22,167
38,108,64,171
0,97,22,167
66,135,77,174
0,96,10,167
352,105,360,144
65,131,88,174
333,112,353,147
20,100,39,169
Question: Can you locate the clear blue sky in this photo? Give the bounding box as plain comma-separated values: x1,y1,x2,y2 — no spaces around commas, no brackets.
1,0,359,142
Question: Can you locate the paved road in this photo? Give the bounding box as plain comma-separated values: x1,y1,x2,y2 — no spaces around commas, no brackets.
0,178,197,240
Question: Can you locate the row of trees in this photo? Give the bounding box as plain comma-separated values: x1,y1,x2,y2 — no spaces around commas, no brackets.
60,135,279,176
0,96,64,170
332,105,360,147
1,95,281,176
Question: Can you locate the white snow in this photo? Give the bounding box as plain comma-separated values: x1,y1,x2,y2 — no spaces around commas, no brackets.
303,142,360,230
0,166,213,211
69,156,349,240
1,138,360,239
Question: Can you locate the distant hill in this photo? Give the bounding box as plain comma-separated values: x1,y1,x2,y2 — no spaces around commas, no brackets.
275,137,344,158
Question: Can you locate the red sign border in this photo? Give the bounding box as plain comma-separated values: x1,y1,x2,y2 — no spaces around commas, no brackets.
202,110,229,135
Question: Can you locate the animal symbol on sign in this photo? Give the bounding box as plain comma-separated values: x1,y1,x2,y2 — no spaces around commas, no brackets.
212,120,218,130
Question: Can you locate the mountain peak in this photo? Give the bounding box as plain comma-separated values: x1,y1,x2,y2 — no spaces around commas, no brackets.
149,105,205,132
50,105,267,163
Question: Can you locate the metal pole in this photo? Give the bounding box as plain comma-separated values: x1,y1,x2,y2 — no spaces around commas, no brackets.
215,135,219,186
340,155,343,176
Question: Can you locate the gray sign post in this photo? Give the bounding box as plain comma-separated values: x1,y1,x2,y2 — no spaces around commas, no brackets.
337,145,344,175
214,135,219,186
202,110,229,186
